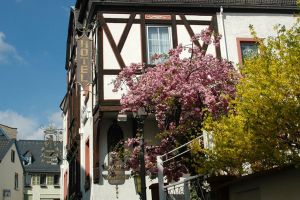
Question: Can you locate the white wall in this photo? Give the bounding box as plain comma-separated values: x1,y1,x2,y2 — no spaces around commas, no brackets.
0,143,23,200
25,181,60,200
60,110,69,200
80,84,94,200
102,14,218,101
217,12,296,65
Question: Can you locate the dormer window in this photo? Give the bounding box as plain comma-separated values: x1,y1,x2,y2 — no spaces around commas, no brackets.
51,156,59,165
23,156,32,166
22,151,34,166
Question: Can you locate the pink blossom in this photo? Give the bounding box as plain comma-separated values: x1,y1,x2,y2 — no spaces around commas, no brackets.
113,30,240,181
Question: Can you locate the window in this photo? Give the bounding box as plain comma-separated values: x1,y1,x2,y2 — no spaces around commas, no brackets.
23,156,32,166
147,26,172,64
40,174,46,186
14,173,18,190
24,194,32,200
25,174,32,187
54,174,60,186
107,121,124,153
11,150,15,163
47,175,54,185
237,38,258,64
32,174,40,185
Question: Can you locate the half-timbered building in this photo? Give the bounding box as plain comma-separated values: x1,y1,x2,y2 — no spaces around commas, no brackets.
60,1,297,200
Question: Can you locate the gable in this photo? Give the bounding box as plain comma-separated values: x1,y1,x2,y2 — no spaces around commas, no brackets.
0,140,14,162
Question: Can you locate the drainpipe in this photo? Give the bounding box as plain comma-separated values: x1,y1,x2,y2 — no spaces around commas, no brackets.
220,6,229,60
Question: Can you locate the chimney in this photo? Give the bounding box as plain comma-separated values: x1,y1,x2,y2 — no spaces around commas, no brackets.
0,124,18,139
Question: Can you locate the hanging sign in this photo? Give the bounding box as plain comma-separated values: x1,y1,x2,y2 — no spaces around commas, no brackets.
107,152,125,185
145,14,171,20
76,34,92,87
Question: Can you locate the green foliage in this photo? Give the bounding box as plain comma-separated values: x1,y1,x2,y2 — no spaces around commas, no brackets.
192,19,300,176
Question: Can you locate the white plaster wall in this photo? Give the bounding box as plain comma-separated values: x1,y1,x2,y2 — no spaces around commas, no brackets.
25,183,60,200
177,24,216,59
103,14,131,19
107,23,126,45
229,168,300,200
92,175,158,200
60,111,69,200
103,22,142,69
103,30,120,70
103,75,126,100
176,15,212,21
121,24,142,66
80,84,94,200
216,12,296,65
0,144,23,200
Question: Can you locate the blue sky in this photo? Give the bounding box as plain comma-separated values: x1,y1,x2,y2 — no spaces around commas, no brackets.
0,0,75,139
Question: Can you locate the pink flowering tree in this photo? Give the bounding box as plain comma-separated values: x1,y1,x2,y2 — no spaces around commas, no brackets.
113,28,240,182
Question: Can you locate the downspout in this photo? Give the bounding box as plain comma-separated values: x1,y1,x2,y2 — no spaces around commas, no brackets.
220,6,229,60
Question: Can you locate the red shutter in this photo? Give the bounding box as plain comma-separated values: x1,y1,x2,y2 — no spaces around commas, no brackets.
85,139,90,177
64,171,68,200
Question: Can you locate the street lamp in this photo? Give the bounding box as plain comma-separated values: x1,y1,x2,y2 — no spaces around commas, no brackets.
133,107,147,200
134,174,142,195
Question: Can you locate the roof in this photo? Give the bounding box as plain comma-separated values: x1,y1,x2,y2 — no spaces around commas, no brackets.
17,140,63,173
78,0,298,26
88,0,297,8
207,165,299,191
0,139,15,162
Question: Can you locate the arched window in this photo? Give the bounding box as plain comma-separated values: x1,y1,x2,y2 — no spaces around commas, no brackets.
107,120,124,153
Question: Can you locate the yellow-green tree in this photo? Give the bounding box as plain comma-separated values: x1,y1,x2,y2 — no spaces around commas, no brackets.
193,19,300,176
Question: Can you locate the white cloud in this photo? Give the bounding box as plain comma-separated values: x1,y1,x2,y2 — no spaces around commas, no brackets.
48,111,63,128
0,32,23,64
0,110,63,140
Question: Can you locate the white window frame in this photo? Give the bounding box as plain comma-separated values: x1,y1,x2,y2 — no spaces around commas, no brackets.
146,25,172,64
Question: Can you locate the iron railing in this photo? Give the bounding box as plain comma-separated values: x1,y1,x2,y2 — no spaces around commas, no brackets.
165,175,211,200
157,136,206,200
